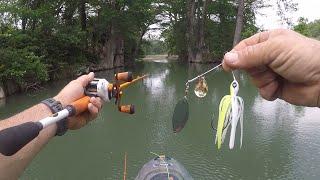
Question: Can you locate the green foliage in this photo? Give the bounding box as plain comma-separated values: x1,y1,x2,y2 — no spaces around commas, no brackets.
0,0,89,87
0,0,298,88
160,0,261,60
0,48,48,85
0,29,47,85
162,21,188,57
294,18,320,39
0,0,156,88
294,18,310,36
142,40,167,55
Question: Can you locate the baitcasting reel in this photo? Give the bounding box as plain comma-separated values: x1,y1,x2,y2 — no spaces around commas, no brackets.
85,72,146,114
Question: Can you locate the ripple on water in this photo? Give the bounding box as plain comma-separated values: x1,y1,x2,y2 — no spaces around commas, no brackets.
13,63,320,179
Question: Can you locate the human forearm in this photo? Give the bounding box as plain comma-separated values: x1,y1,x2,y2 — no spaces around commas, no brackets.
0,73,102,179
0,103,57,180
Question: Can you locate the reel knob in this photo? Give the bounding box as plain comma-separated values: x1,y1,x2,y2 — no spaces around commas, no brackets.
119,105,135,114
115,72,133,82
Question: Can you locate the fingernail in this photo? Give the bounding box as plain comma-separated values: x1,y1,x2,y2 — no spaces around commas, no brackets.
224,52,239,64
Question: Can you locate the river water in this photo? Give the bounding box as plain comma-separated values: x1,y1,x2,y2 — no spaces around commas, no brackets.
1,60,320,179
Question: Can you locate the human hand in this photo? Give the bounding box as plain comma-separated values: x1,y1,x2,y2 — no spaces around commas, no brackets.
54,72,103,130
223,29,320,107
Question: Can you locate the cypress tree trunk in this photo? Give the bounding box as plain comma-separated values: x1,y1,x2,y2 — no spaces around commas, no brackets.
233,0,245,80
195,0,211,63
186,0,196,62
63,2,77,26
100,26,115,69
113,36,124,68
79,0,87,31
79,0,88,49
99,0,125,69
233,0,245,46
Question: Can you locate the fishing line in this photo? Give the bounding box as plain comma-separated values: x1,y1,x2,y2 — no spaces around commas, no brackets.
186,63,222,84
123,152,127,180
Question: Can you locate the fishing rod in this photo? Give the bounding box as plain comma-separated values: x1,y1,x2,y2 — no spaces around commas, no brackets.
0,72,147,156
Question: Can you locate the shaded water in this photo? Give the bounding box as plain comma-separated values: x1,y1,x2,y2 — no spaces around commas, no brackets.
1,61,320,179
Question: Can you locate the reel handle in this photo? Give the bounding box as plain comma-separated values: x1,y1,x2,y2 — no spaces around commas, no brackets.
115,72,133,82
119,105,135,114
70,96,91,116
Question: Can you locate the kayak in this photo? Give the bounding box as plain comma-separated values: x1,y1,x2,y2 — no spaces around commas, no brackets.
135,156,193,180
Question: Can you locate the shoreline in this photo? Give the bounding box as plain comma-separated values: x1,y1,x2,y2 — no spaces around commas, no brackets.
142,55,178,61
142,54,222,64
1,55,221,99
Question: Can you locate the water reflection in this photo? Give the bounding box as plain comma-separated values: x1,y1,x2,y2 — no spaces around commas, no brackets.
250,96,318,179
292,107,320,179
152,59,168,63
0,61,319,179
142,62,176,152
144,69,170,96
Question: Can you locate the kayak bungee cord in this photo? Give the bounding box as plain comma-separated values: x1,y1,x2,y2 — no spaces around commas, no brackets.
136,152,193,179
0,72,147,156
150,152,170,180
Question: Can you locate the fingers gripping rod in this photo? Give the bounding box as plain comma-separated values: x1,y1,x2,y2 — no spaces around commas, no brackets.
0,72,146,156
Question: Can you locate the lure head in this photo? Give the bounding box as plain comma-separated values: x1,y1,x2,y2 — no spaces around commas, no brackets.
230,80,239,96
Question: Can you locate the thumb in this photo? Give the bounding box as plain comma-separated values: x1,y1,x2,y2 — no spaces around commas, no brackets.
223,42,270,70
76,72,95,87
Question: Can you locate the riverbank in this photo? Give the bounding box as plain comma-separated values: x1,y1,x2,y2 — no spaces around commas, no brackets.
142,54,221,64
0,54,220,99
0,63,127,99
142,55,178,62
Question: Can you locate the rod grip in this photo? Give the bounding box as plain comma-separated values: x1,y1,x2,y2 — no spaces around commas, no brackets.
0,122,43,156
115,72,133,82
70,96,91,116
119,105,135,114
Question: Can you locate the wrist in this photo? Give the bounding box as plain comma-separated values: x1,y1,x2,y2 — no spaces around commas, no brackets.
53,95,67,107
41,98,68,136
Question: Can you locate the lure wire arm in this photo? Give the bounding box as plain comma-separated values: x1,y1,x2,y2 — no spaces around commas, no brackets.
186,63,222,84
184,63,222,97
